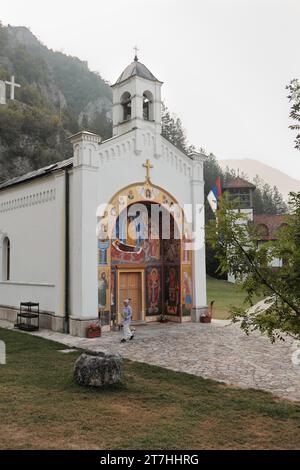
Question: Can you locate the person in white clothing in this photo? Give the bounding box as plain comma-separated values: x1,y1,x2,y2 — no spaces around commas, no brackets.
121,299,134,343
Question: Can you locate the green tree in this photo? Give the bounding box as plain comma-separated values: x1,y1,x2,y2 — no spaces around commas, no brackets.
89,110,112,141
19,85,46,108
252,176,288,215
287,79,300,149
202,153,222,200
206,192,300,341
0,100,73,182
161,103,189,153
272,186,288,214
80,113,89,130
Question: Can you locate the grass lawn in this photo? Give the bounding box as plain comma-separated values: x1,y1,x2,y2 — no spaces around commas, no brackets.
207,276,260,320
0,328,299,450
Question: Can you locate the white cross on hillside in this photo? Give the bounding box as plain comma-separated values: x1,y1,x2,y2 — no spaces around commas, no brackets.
5,75,21,100
0,81,6,105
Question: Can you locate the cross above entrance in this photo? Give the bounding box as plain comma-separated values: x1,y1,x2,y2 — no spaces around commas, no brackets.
5,75,21,100
143,159,153,181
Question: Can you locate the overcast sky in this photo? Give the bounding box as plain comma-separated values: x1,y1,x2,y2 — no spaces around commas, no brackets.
1,0,300,179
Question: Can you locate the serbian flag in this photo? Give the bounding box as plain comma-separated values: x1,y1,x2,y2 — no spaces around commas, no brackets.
207,177,222,213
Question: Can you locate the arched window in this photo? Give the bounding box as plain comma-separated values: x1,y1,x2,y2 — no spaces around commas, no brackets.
257,224,269,237
121,92,131,121
143,91,153,120
3,237,10,281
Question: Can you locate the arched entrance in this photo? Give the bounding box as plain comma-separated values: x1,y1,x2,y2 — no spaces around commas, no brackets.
97,180,193,326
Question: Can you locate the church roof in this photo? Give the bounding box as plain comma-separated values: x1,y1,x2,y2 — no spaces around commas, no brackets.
0,158,73,191
114,58,160,85
253,214,286,241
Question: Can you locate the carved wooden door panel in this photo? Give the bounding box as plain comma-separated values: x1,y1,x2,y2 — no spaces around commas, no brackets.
119,272,142,321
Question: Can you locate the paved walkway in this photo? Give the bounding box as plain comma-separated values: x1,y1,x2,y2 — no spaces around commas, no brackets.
1,319,299,402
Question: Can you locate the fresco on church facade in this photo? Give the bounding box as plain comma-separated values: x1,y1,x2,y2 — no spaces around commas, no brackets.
99,181,181,244
98,267,110,312
162,239,180,263
143,215,160,262
98,222,109,239
182,237,192,264
181,236,193,315
143,238,160,262
97,181,194,320
164,266,180,315
115,206,148,247
182,265,193,315
127,189,135,201
98,239,110,265
110,268,117,316
111,239,161,264
137,185,160,201
111,210,161,264
146,266,162,316
111,241,145,264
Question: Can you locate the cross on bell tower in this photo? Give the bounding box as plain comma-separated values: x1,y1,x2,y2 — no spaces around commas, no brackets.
133,45,139,62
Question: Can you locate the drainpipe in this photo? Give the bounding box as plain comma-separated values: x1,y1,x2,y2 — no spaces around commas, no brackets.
64,168,70,334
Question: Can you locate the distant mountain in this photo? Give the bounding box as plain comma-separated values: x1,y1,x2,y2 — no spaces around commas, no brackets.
218,158,300,200
0,24,112,182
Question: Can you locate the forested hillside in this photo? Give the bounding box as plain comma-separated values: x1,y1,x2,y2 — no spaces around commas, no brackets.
0,23,112,181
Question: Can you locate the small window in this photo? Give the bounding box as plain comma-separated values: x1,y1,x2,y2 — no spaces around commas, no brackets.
3,237,10,281
121,92,131,121
143,91,153,120
228,188,251,208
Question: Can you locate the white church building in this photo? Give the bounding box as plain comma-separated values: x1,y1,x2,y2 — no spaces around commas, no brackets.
0,55,207,336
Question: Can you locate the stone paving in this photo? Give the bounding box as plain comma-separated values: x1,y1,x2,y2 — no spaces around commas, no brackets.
0,319,299,402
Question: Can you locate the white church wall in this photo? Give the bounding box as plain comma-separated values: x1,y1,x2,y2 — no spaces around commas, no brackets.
68,133,100,325
0,282,55,312
190,156,207,313
0,174,65,314
68,166,98,322
97,130,193,209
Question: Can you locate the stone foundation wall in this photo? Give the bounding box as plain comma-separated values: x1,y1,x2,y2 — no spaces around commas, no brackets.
0,305,192,335
0,306,18,323
69,317,99,337
0,305,64,332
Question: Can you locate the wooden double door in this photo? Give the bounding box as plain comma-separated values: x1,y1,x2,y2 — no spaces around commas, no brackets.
119,271,143,321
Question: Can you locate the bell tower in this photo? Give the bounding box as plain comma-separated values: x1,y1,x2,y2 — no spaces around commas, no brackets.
222,177,256,222
111,52,163,139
